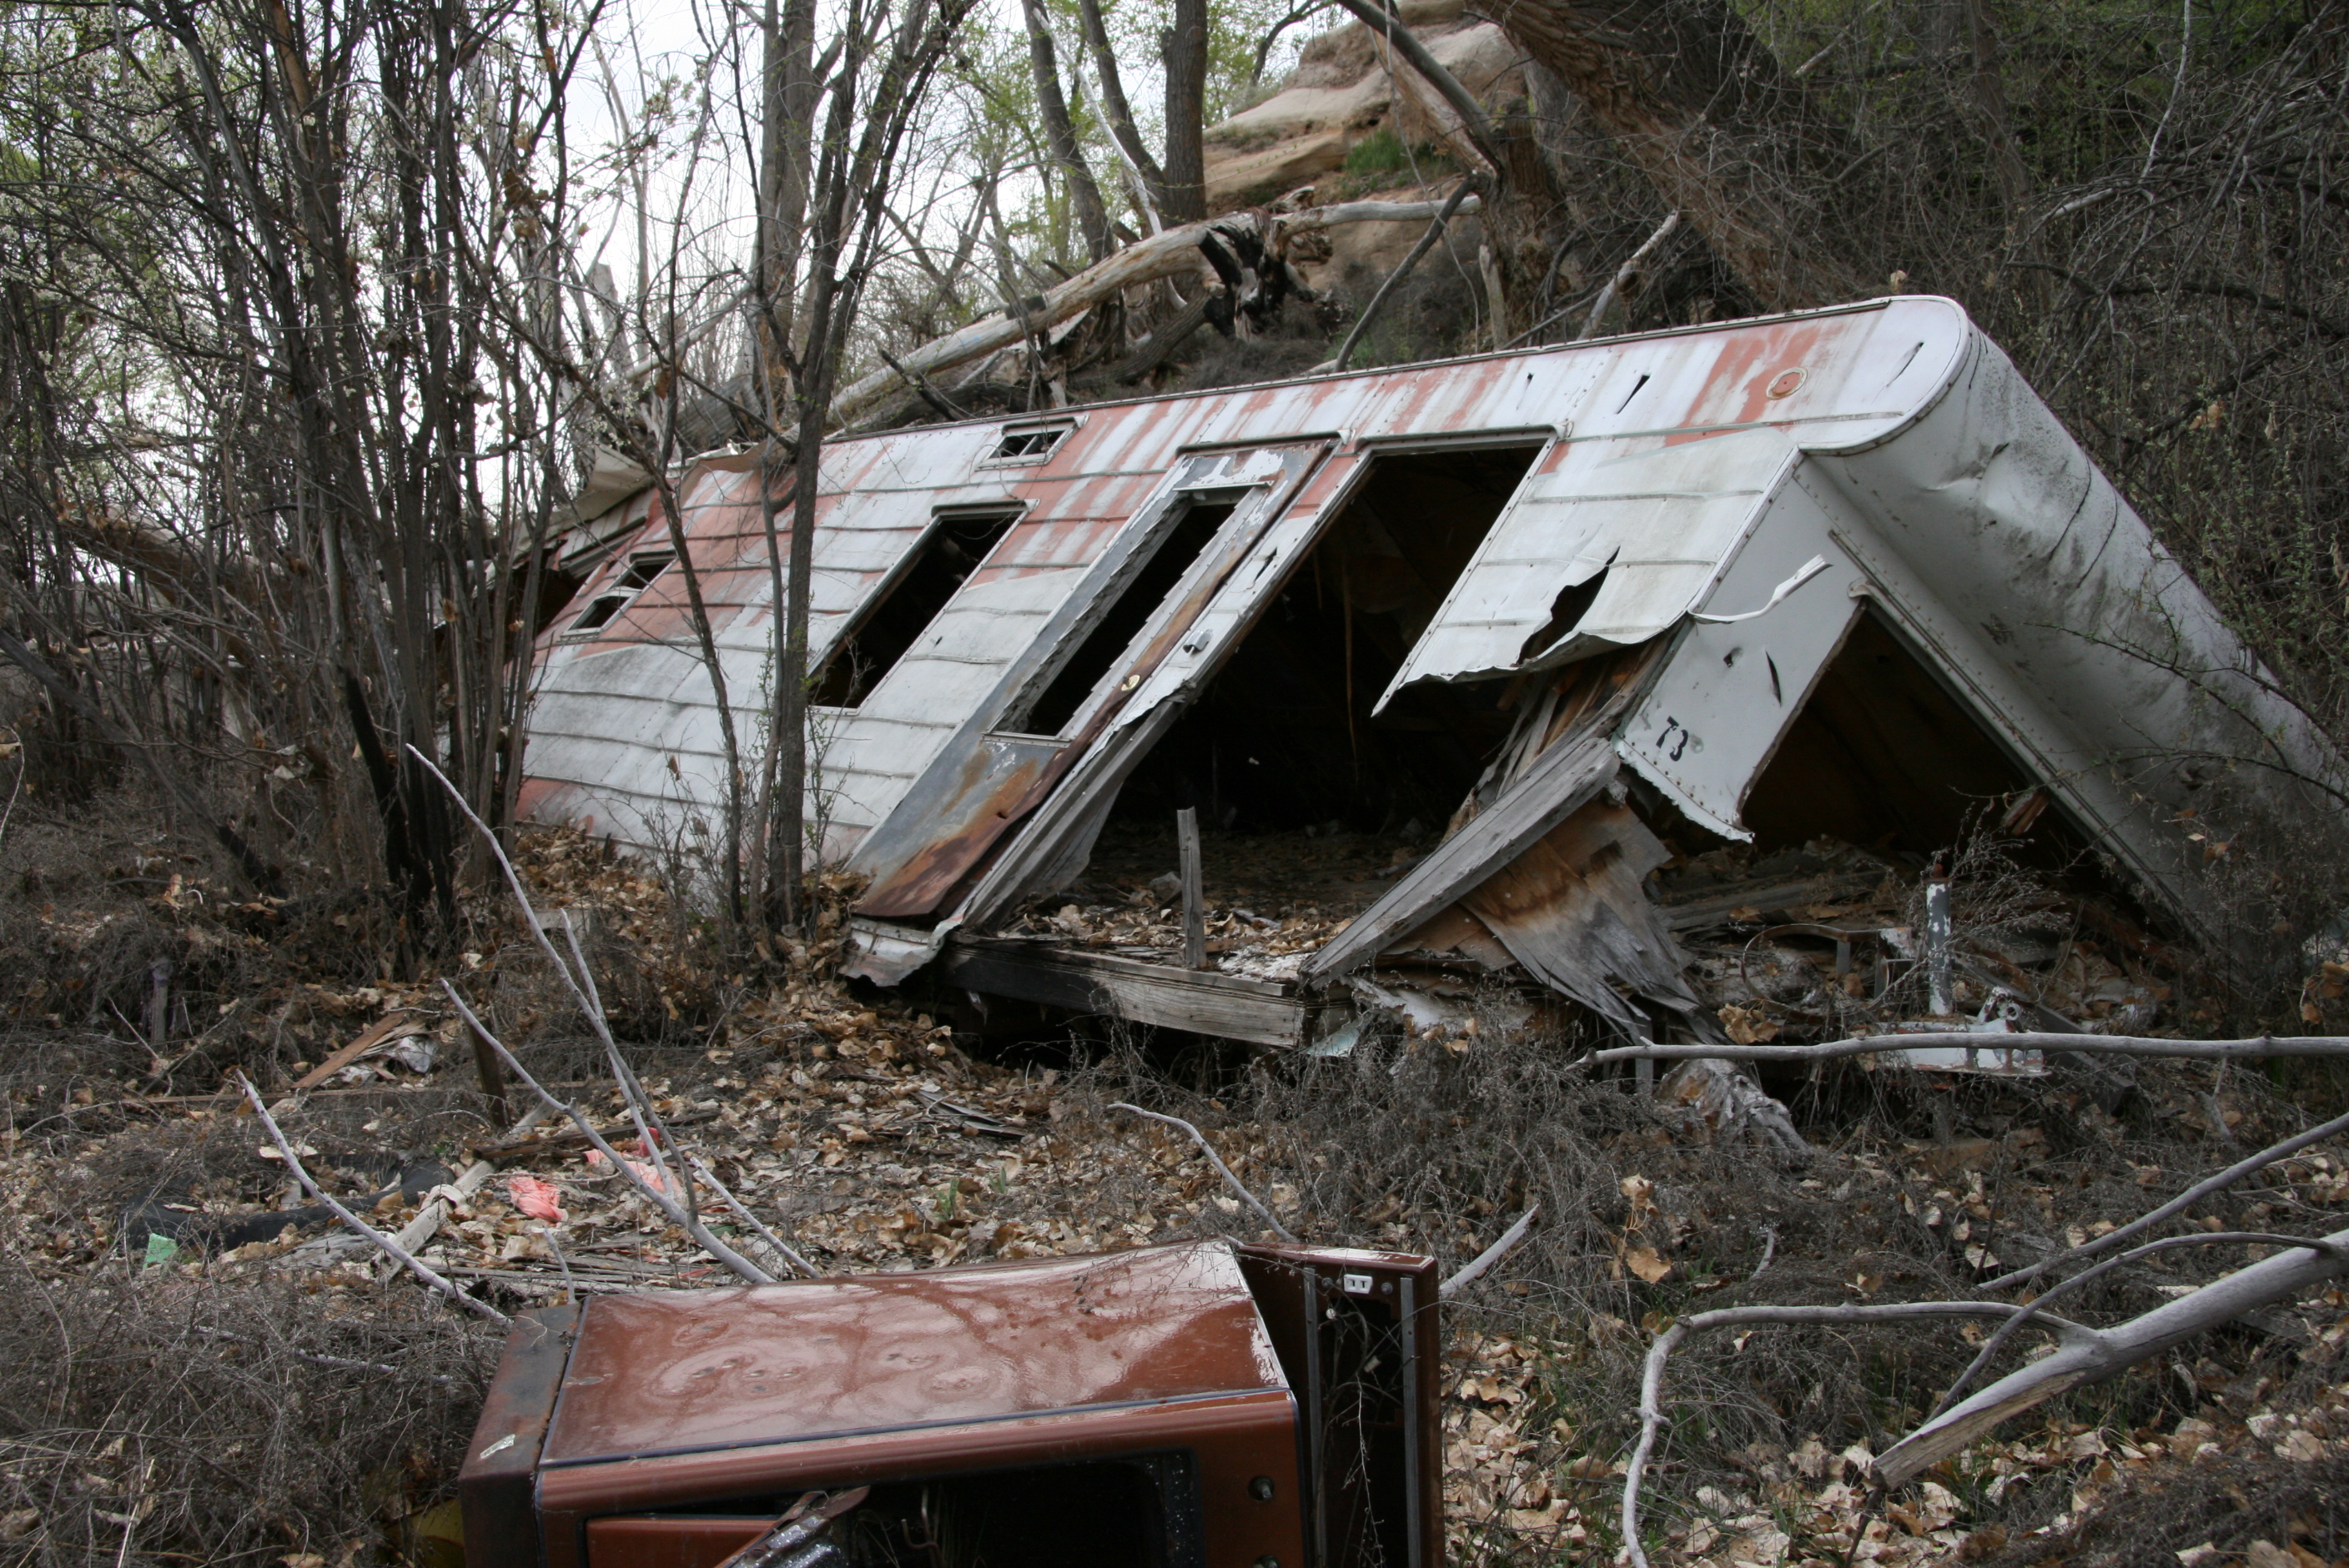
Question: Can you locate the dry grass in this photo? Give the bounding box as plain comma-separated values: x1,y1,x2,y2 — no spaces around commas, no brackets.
0,1271,497,1568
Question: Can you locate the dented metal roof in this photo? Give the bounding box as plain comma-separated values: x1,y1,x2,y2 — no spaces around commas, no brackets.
519,296,2338,1033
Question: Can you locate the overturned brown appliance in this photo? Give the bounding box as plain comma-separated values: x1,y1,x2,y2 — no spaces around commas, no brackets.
460,1239,1437,1567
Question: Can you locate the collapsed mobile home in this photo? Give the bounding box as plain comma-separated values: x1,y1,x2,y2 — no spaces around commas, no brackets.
518,297,2336,1062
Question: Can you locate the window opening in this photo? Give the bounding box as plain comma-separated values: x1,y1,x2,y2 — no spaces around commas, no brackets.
1741,611,2047,857
812,510,1020,709
566,550,673,635
988,423,1072,463
1014,496,1238,737
1051,445,1543,919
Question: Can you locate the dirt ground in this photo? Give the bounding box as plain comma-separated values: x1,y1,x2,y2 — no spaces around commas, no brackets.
7,818,2349,1567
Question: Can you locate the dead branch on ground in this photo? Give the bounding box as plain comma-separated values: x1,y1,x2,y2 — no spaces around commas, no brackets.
232,1073,509,1324
1623,1303,2094,1568
1981,1102,2349,1289
439,983,779,1284
1622,1108,2349,1555
411,745,792,1286
1588,1033,2349,1068
1440,1204,1537,1299
1874,1221,2349,1485
1109,1101,1300,1243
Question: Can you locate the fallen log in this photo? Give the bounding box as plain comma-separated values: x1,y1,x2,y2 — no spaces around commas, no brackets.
827,194,1481,426
1586,1032,2349,1068
1873,1222,2349,1486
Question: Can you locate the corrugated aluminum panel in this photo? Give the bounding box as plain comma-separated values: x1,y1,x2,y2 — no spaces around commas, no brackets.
1382,301,1971,700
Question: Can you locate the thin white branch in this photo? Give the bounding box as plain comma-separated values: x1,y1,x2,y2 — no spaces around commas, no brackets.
1109,1102,1299,1243
1441,1205,1537,1299
1577,212,1680,341
233,1073,509,1324
1981,1102,2349,1290
1586,1033,2349,1068
1876,1220,2349,1487
686,1153,823,1279
440,982,777,1284
1935,1229,2349,1416
1624,1303,2089,1568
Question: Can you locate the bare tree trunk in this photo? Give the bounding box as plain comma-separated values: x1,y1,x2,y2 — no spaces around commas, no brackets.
1962,0,2032,229
1021,0,1112,262
1160,0,1209,224
774,0,969,931
1484,0,1868,310
1076,0,1168,214
755,0,821,926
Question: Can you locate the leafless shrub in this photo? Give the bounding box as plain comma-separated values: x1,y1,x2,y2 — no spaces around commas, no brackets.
0,1269,497,1568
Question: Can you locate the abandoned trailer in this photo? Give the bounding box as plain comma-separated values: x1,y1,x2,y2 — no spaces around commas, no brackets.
519,295,2337,1064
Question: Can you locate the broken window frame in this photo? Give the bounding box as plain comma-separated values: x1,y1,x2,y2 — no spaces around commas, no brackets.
560,549,675,639
993,485,1251,741
808,504,1026,713
980,417,1078,467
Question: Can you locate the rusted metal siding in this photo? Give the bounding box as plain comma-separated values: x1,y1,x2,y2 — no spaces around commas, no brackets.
1383,302,1969,698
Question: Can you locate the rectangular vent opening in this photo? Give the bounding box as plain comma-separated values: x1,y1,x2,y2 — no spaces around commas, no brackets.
812,510,1020,708
989,424,1071,462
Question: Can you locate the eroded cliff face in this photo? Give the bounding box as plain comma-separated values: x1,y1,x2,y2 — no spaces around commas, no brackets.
1200,0,1523,294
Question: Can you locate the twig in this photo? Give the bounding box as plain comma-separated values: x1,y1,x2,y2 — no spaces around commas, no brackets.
1441,1204,1537,1299
1623,1303,2090,1568
1577,212,1680,340
556,913,690,1219
1109,1102,1299,1243
231,1073,508,1324
538,1226,576,1304
440,982,778,1284
877,346,967,420
686,1153,822,1279
411,747,713,1253
1748,1222,1778,1283
1980,1102,2349,1290
1325,178,1479,373
1587,1033,2349,1068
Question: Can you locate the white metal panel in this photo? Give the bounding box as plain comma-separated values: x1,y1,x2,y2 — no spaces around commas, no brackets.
1615,460,1869,838
1381,299,1974,701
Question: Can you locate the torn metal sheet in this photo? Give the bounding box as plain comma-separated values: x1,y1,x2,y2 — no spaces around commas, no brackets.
1458,798,1697,1027
1380,307,1965,700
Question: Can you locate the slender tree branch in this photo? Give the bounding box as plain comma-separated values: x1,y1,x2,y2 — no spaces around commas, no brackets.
233,1073,509,1323
1109,1102,1299,1243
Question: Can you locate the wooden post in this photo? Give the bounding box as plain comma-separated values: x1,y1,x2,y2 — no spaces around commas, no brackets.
147,957,172,1060
1178,807,1206,969
471,1031,511,1125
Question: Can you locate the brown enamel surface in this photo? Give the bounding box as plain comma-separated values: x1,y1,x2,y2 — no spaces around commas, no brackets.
542,1240,1286,1465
